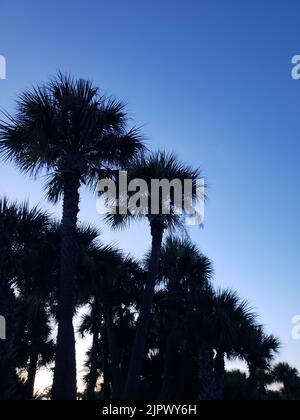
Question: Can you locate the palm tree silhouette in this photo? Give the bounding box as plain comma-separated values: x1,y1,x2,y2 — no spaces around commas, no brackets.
105,151,202,399
271,362,300,400
156,236,213,399
243,325,280,400
18,300,55,399
77,234,145,399
0,75,296,401
223,370,248,400
0,74,144,400
0,198,51,399
209,290,255,400
77,240,122,400
0,196,295,400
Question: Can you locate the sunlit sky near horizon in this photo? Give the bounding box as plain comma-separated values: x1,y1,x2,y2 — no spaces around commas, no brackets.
0,0,300,390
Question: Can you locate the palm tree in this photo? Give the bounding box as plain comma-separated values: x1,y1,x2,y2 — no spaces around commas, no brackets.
78,308,104,400
0,198,50,399
243,325,280,400
223,370,248,400
78,240,144,400
17,301,55,400
271,362,300,400
210,290,256,400
105,151,202,399
0,74,144,400
102,255,145,400
156,236,213,400
15,221,61,399
77,241,123,400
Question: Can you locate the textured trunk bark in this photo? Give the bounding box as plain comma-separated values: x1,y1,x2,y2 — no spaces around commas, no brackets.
176,338,188,400
52,174,80,400
198,344,215,400
104,308,123,400
160,329,177,400
87,305,100,400
160,271,180,400
247,365,258,400
123,220,164,400
102,327,111,400
26,351,38,400
214,351,225,400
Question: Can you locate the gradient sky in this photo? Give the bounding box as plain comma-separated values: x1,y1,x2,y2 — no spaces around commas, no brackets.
0,0,299,382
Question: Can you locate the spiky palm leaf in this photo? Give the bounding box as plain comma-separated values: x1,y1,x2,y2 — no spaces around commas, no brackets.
104,151,203,232
0,73,145,200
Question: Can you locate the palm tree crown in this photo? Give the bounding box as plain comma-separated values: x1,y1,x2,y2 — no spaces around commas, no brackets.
0,73,144,199
0,73,145,400
105,151,202,231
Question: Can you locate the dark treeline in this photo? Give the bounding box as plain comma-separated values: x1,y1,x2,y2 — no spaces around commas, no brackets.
0,74,299,401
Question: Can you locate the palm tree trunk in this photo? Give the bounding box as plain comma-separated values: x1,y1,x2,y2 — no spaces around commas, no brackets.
123,220,164,400
52,174,80,400
160,273,180,400
198,344,215,400
248,365,258,400
214,351,225,400
87,318,100,400
160,329,177,400
26,351,38,400
176,339,188,400
104,308,123,399
102,327,111,400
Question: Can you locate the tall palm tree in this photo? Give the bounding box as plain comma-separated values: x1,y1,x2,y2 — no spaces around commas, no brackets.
105,151,203,399
17,301,55,400
156,236,213,400
0,74,144,400
175,284,255,400
77,241,123,400
209,290,255,400
0,198,50,400
271,362,300,400
243,325,280,400
78,240,144,400
14,219,61,399
78,308,104,400
101,255,145,400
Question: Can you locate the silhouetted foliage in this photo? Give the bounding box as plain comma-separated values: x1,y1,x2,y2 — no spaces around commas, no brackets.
0,75,297,401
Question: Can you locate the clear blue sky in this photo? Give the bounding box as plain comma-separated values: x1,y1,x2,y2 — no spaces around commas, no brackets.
0,0,299,372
